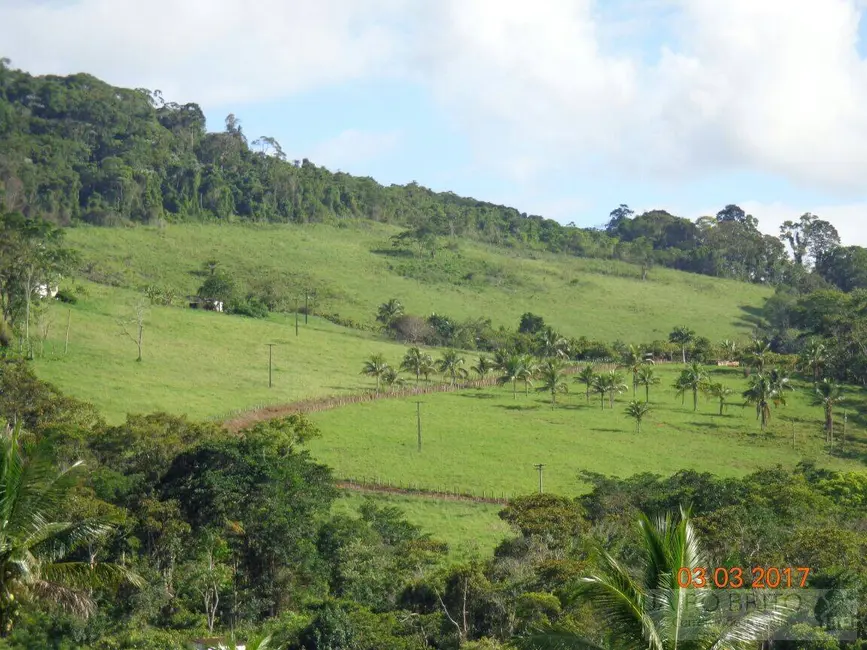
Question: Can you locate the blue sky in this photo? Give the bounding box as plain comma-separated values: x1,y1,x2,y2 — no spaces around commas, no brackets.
4,0,867,244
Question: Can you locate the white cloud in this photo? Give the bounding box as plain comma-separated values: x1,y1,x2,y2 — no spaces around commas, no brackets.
307,129,402,172
0,0,409,105
740,200,867,247
6,0,867,198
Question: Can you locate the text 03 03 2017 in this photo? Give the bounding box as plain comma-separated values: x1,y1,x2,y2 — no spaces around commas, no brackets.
677,567,811,589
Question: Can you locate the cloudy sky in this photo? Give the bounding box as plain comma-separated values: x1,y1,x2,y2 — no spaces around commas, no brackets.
3,0,867,244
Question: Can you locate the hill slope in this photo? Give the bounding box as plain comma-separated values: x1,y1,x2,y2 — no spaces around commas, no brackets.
64,220,771,339
25,220,774,421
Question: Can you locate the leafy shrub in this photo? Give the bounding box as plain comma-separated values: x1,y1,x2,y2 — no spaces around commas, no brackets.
229,296,269,318
54,288,78,304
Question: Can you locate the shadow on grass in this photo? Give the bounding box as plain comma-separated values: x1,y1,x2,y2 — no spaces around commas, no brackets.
590,427,624,433
495,404,542,411
457,393,497,399
369,248,416,258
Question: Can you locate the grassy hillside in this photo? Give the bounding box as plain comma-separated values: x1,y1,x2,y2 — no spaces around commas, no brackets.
32,281,443,423
308,366,867,497
64,221,772,342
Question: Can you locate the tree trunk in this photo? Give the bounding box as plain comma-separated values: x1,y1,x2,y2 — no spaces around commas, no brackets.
682,345,686,364
513,380,517,399
693,388,698,411
136,321,143,362
64,308,71,354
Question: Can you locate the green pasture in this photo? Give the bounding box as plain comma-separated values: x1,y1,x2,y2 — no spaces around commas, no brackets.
63,221,772,343
309,366,867,498
332,491,512,561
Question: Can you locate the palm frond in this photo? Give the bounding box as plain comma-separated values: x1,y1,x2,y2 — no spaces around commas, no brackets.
40,560,144,590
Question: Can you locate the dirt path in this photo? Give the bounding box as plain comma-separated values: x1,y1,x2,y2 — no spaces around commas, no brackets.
222,361,618,432
335,480,509,505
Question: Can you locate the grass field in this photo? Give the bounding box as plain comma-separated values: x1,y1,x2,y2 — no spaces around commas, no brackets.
32,281,443,423
332,491,512,561
308,366,867,498
63,221,772,343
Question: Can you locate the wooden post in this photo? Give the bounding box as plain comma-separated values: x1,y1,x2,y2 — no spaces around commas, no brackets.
64,308,71,355
416,401,422,452
535,463,545,494
266,343,275,387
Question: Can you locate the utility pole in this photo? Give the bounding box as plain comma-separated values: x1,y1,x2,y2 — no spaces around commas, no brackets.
266,343,275,387
415,401,423,452
843,411,848,447
534,464,545,494
305,291,309,324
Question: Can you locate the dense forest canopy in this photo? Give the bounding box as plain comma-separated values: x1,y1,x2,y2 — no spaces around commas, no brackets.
4,58,867,290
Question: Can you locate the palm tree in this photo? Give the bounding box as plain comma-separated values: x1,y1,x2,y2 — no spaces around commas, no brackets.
375,298,404,326
743,337,771,373
591,374,608,409
800,339,827,382
518,508,789,650
601,370,628,409
471,355,495,380
574,364,596,403
814,378,844,444
624,400,651,434
636,365,659,402
703,381,734,415
361,353,390,393
381,367,405,393
742,369,792,430
535,359,568,408
673,362,709,411
496,355,524,399
400,347,431,385
0,422,142,635
519,354,538,395
620,344,647,396
493,347,511,370
436,349,469,386
536,327,569,360
668,325,695,364
719,338,737,362
419,355,436,383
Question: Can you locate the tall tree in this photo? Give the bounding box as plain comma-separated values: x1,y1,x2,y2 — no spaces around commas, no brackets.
400,347,431,385
376,299,404,327
471,355,495,379
742,369,792,429
436,349,468,386
535,359,568,408
574,364,596,403
361,353,390,393
779,212,840,268
668,326,695,364
497,355,524,399
620,345,647,396
623,400,651,434
813,378,844,445
0,212,75,347
636,365,659,402
799,339,827,382
703,381,734,416
673,362,709,411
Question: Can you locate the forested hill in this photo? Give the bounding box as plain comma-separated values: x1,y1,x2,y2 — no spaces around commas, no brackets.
0,58,849,287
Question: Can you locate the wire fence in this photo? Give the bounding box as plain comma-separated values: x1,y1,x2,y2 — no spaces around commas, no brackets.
336,476,516,504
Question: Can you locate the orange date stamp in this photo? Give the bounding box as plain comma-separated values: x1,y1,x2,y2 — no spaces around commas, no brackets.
677,567,811,589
